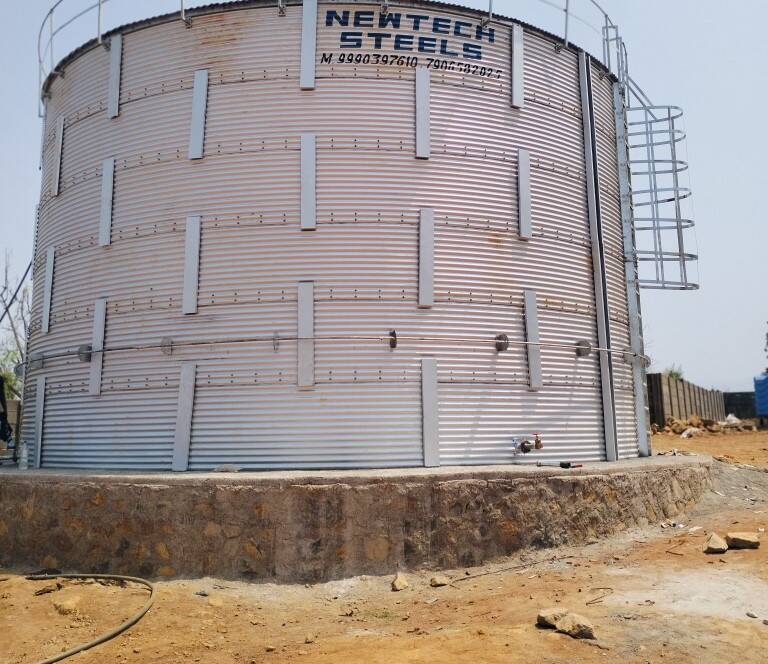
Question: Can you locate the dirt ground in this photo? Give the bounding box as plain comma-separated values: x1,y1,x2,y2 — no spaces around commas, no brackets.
2,431,768,664
656,429,768,470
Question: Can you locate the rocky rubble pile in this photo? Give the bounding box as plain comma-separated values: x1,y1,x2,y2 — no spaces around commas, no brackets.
652,413,758,438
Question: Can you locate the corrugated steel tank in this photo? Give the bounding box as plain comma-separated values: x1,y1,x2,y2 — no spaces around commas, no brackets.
23,0,644,470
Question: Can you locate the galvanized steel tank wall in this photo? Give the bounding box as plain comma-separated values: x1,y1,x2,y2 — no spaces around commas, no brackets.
24,0,642,470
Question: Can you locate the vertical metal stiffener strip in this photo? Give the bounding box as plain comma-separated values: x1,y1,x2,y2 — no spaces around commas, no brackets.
517,148,532,240
523,289,542,391
188,69,209,160
172,362,196,471
34,376,46,469
39,103,47,171
41,246,55,335
182,215,201,314
418,208,434,307
421,357,439,467
299,0,317,90
107,33,122,119
579,52,617,461
415,66,431,159
89,297,107,396
51,116,64,196
613,82,651,457
98,157,115,246
300,133,316,230
297,281,315,389
510,24,525,108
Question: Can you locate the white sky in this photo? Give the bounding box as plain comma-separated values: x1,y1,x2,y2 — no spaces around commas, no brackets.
1,0,766,391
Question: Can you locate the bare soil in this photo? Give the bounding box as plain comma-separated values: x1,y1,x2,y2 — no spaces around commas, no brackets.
656,429,768,470
3,431,768,664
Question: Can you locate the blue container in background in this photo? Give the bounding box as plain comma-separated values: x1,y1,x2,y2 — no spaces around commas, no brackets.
755,374,768,417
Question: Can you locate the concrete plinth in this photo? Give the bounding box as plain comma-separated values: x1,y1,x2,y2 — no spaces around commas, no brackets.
0,457,712,582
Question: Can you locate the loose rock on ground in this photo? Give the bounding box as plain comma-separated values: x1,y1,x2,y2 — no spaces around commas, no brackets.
391,573,409,592
703,533,728,554
726,532,761,549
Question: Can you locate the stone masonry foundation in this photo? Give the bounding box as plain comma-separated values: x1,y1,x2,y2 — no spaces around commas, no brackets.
0,457,712,582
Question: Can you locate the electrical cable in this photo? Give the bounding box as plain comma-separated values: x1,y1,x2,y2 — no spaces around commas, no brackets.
25,573,155,664
0,260,32,327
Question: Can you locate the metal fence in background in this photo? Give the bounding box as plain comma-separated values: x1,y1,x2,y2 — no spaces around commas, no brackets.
647,373,725,427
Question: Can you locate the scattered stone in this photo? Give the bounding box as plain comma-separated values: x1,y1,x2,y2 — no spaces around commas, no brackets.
688,414,703,428
667,418,687,435
703,533,728,554
265,645,276,652
212,464,241,472
391,572,409,592
194,590,209,597
304,634,315,644
429,574,450,588
726,532,761,549
763,619,768,626
746,612,758,619
554,613,596,640
34,583,62,596
53,597,81,616
0,577,9,582
537,608,568,628
207,597,224,608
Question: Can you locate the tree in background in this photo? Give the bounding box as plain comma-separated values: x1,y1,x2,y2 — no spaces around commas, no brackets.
664,364,684,381
0,256,31,401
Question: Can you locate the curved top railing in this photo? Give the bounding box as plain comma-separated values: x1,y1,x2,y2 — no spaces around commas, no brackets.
35,0,696,290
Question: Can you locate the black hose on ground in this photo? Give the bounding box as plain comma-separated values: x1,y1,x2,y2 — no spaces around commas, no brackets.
25,573,155,664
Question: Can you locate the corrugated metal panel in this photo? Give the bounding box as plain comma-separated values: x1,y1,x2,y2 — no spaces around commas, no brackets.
439,384,606,464
188,383,423,469
24,2,634,470
40,390,177,469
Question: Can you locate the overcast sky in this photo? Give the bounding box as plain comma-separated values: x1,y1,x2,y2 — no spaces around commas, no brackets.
1,0,766,391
